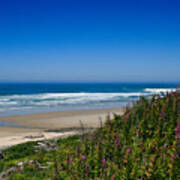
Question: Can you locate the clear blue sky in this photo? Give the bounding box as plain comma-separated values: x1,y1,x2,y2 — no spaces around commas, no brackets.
0,0,180,82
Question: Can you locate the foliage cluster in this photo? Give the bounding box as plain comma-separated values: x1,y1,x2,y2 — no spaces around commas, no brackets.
1,91,180,179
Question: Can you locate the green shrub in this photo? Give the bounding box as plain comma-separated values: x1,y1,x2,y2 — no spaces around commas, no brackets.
1,91,180,179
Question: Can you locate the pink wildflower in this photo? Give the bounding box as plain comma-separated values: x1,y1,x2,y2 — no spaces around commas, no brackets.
172,152,179,159
102,158,106,165
111,175,115,180
176,123,180,133
81,155,86,160
126,105,130,111
122,113,130,122
98,135,101,141
69,157,73,164
160,111,165,118
126,148,131,154
122,116,126,122
115,137,120,147
126,113,130,119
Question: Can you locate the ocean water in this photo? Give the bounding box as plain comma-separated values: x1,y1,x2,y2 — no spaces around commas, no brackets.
0,83,178,116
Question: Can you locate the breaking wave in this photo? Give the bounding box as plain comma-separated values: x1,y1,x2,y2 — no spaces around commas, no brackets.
0,87,177,115
144,88,176,93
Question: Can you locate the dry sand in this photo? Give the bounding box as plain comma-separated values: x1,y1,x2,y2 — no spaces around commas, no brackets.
0,126,80,150
0,108,124,149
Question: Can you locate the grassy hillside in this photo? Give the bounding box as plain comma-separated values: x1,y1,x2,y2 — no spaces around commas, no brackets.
0,91,179,179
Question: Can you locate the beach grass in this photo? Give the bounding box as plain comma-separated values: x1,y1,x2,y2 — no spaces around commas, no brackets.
0,91,179,179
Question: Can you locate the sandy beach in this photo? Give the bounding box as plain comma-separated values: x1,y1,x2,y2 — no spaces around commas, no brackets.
0,108,124,149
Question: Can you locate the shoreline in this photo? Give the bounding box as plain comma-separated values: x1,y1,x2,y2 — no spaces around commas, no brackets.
0,108,124,150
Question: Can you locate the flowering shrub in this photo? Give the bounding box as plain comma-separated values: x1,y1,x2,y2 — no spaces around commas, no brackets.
4,91,180,179
50,91,179,179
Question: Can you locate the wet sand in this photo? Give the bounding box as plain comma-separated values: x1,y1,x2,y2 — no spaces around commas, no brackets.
0,108,124,130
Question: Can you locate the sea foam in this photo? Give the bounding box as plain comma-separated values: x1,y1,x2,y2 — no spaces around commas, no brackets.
144,88,176,93
0,88,176,115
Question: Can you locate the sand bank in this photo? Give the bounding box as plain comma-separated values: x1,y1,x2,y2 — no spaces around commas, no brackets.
0,126,80,150
0,108,124,149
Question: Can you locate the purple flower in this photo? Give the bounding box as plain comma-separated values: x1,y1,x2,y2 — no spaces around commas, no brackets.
102,158,106,165
98,135,101,141
177,135,180,139
172,152,179,159
126,148,131,154
69,157,73,164
115,137,120,147
81,155,86,160
126,113,130,119
122,116,126,122
53,173,57,177
169,92,173,96
160,111,165,118
126,105,130,111
134,108,137,115
176,123,180,133
122,113,130,122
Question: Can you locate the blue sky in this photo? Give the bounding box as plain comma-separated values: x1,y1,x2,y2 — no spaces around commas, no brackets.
0,0,180,82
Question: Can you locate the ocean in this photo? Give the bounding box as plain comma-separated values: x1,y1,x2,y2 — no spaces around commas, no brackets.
0,83,178,116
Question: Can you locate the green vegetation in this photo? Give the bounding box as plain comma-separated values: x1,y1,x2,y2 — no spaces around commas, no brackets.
0,92,179,179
